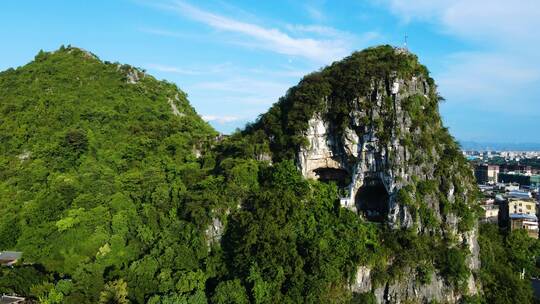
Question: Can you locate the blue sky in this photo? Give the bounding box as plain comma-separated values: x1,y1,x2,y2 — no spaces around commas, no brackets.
1,0,539,143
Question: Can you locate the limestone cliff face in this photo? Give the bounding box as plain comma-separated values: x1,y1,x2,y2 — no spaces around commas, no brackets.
297,68,479,303
253,46,480,303
353,264,462,303
297,75,428,223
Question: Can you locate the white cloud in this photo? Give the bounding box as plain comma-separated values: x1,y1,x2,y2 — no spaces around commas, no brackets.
382,0,540,46
146,63,231,75
150,1,355,63
379,0,540,114
182,75,295,126
283,24,381,45
305,5,326,22
285,24,347,37
437,52,540,109
191,78,288,94
439,1,540,44
146,63,201,75
201,115,241,123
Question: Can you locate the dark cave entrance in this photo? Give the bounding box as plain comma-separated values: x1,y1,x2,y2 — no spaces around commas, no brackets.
356,177,389,222
313,168,351,188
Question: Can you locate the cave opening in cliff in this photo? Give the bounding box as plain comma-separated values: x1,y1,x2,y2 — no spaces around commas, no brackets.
355,177,389,222
313,168,351,188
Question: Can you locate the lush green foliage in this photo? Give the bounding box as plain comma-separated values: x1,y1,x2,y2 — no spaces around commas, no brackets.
0,47,220,303
220,161,378,303
246,45,433,162
0,46,383,303
0,45,520,303
477,224,540,304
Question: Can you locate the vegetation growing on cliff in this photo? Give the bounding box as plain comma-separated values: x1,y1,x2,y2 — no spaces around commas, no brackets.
0,46,380,303
240,45,481,297
243,45,434,162
477,224,540,303
0,47,221,303
1,46,537,303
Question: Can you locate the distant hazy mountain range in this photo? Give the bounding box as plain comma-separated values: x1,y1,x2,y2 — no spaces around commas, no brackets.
459,141,540,151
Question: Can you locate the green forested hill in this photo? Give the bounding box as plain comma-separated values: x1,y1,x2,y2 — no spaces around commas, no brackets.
0,46,377,304
1,46,539,304
0,46,221,302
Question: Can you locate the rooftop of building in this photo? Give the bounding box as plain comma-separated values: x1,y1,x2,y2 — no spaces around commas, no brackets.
507,191,533,199
510,213,538,221
507,196,535,202
481,204,499,210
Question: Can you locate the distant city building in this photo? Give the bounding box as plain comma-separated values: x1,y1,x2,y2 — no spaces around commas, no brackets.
507,190,533,199
480,203,499,223
509,214,539,239
508,198,536,215
494,194,505,203
499,198,539,238
478,184,495,192
500,164,532,175
475,164,499,184
498,173,540,189
502,183,520,192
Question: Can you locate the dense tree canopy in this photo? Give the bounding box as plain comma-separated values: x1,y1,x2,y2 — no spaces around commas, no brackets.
477,224,540,304
1,46,539,303
0,47,219,303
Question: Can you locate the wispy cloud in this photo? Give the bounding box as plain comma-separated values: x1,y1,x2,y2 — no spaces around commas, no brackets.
380,0,540,46
305,5,326,22
139,27,196,39
147,1,355,63
191,78,289,96
136,0,382,134
437,52,540,110
146,63,201,75
146,63,231,75
201,115,241,123
378,0,540,110
285,24,350,38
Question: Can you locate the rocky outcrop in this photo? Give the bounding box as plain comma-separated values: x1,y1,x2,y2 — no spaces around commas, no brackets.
351,264,480,303
205,217,224,247
114,64,145,84
374,272,458,304
250,46,480,303
351,266,372,293
17,150,31,161
168,94,185,117
291,47,480,302
126,68,142,84
297,74,430,224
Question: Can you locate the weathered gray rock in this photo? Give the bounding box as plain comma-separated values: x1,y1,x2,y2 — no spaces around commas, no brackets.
351,266,372,293
294,63,480,303
205,217,224,247
297,76,424,223
126,69,141,84
168,94,185,117
352,265,466,304
373,271,459,304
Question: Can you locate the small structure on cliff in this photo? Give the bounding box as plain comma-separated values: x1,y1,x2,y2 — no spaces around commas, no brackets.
0,251,22,266
0,294,26,304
